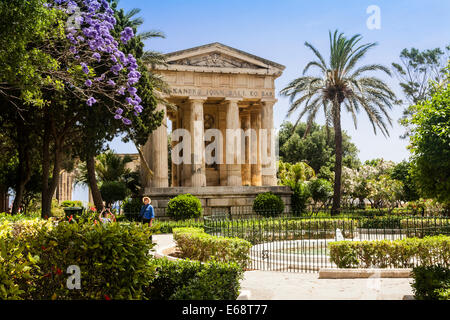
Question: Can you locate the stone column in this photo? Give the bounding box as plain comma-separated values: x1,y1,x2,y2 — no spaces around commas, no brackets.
189,98,206,187
225,98,242,186
261,100,277,186
241,111,251,186
142,103,169,188
169,111,178,187
218,108,227,186
250,109,262,186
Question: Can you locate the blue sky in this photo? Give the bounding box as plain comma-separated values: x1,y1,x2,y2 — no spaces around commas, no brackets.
74,0,450,201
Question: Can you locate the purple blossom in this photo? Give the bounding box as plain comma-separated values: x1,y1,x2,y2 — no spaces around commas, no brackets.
115,108,124,115
107,79,115,86
117,87,126,95
134,105,143,113
120,27,134,44
122,117,132,125
92,52,101,62
86,97,97,106
80,62,89,74
127,87,137,96
85,79,93,87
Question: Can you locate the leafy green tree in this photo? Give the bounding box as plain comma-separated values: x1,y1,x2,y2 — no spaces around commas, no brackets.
390,160,420,202
278,121,360,175
100,181,129,208
406,68,450,206
392,46,449,105
278,161,314,215
392,45,449,138
308,178,333,211
280,30,396,214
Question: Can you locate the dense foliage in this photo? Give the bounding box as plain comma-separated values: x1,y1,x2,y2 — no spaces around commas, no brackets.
412,265,450,300
0,218,155,299
146,258,244,300
406,70,450,206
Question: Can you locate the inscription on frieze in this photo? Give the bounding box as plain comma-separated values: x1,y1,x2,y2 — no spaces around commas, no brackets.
169,87,274,98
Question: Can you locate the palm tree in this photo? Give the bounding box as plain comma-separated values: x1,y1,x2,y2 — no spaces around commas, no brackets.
280,30,396,214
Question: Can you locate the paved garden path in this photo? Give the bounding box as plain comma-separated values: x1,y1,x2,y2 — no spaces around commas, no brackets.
152,234,415,300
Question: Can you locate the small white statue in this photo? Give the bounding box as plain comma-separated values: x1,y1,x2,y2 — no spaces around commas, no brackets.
335,228,344,241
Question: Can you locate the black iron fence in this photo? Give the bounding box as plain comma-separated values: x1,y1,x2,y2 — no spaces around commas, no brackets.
204,215,450,272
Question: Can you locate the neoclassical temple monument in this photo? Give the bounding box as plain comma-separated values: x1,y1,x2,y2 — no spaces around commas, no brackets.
141,43,292,214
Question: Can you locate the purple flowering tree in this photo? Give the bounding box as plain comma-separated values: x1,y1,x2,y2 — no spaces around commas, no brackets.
41,0,144,126
37,0,150,216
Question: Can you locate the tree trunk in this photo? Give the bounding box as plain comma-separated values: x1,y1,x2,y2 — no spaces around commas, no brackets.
41,114,51,218
41,143,63,218
12,128,31,215
0,185,7,212
331,102,343,215
86,154,104,211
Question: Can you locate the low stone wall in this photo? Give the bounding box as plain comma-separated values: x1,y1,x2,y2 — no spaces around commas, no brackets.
144,186,293,219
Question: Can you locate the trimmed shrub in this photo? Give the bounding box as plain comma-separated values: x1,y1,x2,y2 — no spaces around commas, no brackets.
173,227,252,268
329,235,450,269
145,258,243,300
400,218,450,237
167,194,203,221
358,216,403,229
100,181,128,206
150,219,204,234
253,192,285,217
412,265,450,300
60,200,83,208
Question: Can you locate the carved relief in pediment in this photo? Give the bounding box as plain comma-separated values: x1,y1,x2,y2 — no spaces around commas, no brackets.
169,52,262,69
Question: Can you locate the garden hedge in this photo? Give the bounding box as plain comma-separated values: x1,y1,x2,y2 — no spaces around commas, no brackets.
329,235,450,268
0,219,155,300
146,257,244,300
173,227,252,268
150,219,204,234
206,218,357,244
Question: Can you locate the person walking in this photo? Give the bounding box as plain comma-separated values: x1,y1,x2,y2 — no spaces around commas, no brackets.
139,197,154,227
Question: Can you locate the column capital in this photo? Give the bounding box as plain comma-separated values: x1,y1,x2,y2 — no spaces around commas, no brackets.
261,98,278,105
188,97,207,103
224,97,242,103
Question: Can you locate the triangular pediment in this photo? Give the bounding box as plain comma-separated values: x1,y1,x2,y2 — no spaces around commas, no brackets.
160,43,285,75
169,51,264,69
